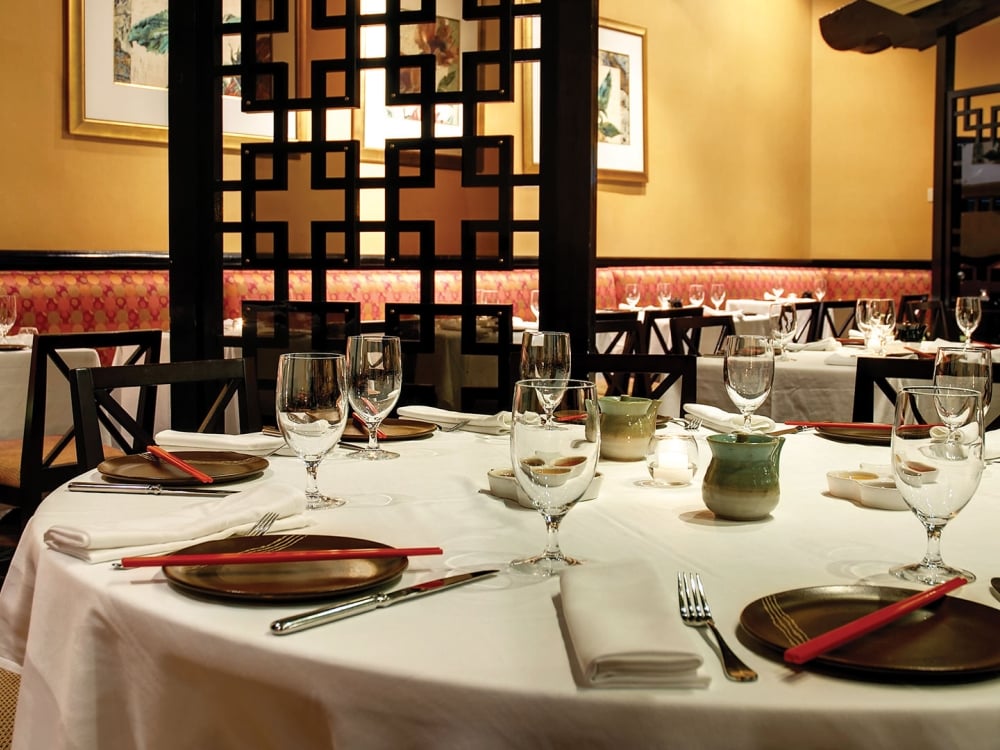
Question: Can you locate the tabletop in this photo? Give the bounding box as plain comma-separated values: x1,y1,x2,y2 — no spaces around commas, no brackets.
2,427,1000,749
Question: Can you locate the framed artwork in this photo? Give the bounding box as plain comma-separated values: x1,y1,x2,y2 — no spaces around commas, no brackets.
522,17,648,184
68,0,281,145
354,0,478,167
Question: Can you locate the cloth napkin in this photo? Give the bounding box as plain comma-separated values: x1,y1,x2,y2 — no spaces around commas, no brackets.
44,482,315,564
560,561,710,688
683,403,775,433
786,337,839,352
512,316,539,332
155,430,286,457
397,405,511,435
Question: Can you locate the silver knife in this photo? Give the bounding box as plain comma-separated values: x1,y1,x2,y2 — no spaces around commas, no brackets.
270,569,499,635
68,481,239,497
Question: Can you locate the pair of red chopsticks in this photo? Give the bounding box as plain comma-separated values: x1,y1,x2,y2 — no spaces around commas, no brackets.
783,576,967,665
353,412,387,440
146,445,214,484
117,545,443,569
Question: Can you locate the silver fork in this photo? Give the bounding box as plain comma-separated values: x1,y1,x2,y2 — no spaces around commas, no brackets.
677,572,758,682
685,417,703,431
244,511,279,537
438,419,472,432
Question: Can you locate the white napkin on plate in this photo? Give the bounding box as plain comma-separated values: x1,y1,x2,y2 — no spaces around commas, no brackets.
683,403,775,433
560,561,710,688
44,482,315,564
785,337,839,352
397,405,511,435
155,430,286,457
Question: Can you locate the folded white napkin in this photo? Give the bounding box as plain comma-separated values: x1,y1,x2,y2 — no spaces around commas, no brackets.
683,403,775,433
397,405,511,435
512,316,539,332
560,561,710,688
44,482,315,564
824,351,859,367
785,337,839,352
155,430,286,457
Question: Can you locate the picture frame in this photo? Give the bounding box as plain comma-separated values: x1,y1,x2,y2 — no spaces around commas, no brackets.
522,17,648,184
67,0,282,145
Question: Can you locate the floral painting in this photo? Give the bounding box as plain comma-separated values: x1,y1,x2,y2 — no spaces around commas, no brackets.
597,49,631,146
113,0,169,88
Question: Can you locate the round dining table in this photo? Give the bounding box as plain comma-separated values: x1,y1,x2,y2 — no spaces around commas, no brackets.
2,426,1000,749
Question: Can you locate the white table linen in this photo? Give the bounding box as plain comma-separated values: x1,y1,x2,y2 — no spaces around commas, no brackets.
3,430,1000,748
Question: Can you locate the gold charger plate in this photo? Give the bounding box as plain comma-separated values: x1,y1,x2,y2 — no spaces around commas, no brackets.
815,425,891,446
740,584,1000,681
341,417,437,442
0,343,28,352
97,451,268,485
163,534,408,601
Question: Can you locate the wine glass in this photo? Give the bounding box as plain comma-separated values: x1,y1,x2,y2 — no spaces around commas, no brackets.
529,289,540,321
520,331,571,426
688,284,705,307
656,282,673,309
710,283,727,310
955,296,982,347
0,294,18,343
723,335,774,432
814,278,828,302
934,346,992,423
509,379,600,576
855,298,873,349
624,283,641,310
867,298,896,356
767,303,797,361
346,334,403,460
275,352,350,510
890,385,983,584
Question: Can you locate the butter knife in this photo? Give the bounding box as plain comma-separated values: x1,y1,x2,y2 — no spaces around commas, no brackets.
68,481,239,497
270,568,499,635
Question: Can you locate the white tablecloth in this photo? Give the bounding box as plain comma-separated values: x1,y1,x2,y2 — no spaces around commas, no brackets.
2,429,1000,748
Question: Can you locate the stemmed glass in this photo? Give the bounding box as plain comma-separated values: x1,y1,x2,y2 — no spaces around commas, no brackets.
275,352,350,510
955,296,982,347
890,386,983,584
0,294,18,343
934,346,992,423
688,284,705,307
520,331,571,426
509,379,600,576
346,334,403,460
723,335,774,433
855,298,872,349
768,303,797,361
813,278,827,302
624,283,641,309
866,298,896,356
656,282,673,309
710,283,727,310
529,289,540,321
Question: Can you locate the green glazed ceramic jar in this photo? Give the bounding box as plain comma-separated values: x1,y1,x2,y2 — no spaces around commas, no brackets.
702,433,784,520
598,395,658,461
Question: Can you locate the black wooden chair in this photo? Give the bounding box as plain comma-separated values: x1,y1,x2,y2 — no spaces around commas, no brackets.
0,330,162,533
816,299,858,338
581,353,697,406
641,307,704,354
851,357,935,422
70,358,262,471
669,315,735,355
594,312,645,394
787,300,821,343
905,299,951,340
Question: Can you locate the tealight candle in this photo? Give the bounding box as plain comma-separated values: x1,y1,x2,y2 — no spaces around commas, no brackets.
643,434,699,488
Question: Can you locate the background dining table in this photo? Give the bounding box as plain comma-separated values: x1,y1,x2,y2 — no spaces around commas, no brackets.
2,425,1000,748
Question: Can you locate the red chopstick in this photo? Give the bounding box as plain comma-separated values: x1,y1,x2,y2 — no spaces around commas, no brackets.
783,421,891,430
117,546,444,569
783,576,968,665
146,445,214,484
353,412,387,440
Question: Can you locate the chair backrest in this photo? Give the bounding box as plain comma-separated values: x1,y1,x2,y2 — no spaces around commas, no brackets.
594,313,645,394
898,293,928,321
906,299,951,340
817,300,858,338
242,301,360,425
17,330,162,527
641,308,704,354
851,357,935,422
788,300,821,343
669,315,735,355
71,358,262,471
581,353,697,406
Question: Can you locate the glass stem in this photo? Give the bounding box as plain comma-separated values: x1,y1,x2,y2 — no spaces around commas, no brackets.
367,422,379,452
921,523,945,568
541,512,565,558
304,460,321,500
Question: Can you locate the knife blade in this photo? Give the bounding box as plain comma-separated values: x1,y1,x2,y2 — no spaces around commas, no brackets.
270,568,499,635
68,481,239,497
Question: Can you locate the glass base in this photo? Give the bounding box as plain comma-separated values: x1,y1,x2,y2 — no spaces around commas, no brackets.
305,492,346,510
891,561,976,586
637,478,692,489
508,552,581,577
349,448,399,461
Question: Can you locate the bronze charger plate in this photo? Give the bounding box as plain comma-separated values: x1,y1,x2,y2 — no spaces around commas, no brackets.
163,534,408,601
0,343,28,352
740,584,1000,681
97,451,268,485
815,425,891,446
341,417,437,442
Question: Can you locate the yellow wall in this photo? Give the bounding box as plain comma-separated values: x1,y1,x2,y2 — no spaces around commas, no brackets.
1,2,998,260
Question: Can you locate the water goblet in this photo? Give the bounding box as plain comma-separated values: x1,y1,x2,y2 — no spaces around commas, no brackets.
275,352,350,510
346,334,403,460
955,296,982,347
723,335,774,433
642,433,699,488
0,294,18,343
710,283,727,310
520,331,571,425
867,298,896,356
529,289,540,321
509,379,600,576
656,282,673,309
624,283,641,309
855,298,873,349
890,385,983,584
688,284,705,307
767,303,796,361
934,346,992,422
813,277,827,302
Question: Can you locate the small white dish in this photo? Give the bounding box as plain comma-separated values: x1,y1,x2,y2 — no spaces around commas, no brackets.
857,479,909,511
826,470,880,502
486,468,602,508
